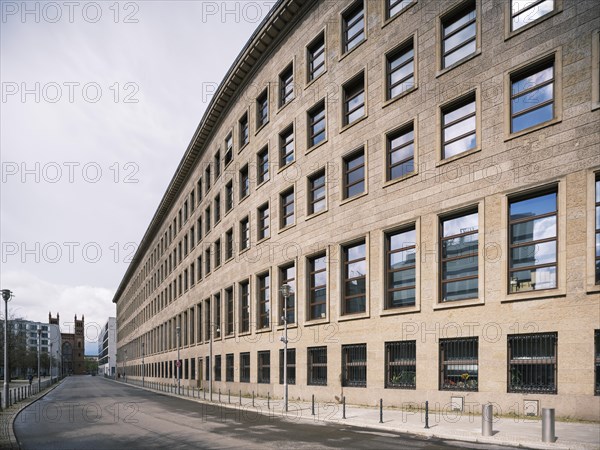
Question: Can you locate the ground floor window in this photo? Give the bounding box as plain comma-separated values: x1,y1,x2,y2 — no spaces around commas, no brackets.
279,348,296,385
214,355,221,382
257,351,270,384
226,354,234,382
342,344,367,387
240,353,250,383
385,340,416,389
307,346,327,386
596,330,600,396
440,337,478,391
507,332,557,394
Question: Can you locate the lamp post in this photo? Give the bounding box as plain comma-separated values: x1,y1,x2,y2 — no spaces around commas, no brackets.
141,342,145,388
37,328,41,391
279,284,292,413
1,289,13,410
176,326,180,395
124,349,127,382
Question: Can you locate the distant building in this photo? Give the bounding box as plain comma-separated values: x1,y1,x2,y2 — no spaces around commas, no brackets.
97,317,116,376
49,313,86,375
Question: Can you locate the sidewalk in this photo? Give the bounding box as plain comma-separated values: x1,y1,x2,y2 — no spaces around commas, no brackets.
118,379,600,450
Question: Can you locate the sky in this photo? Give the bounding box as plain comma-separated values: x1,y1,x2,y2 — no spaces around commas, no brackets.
0,0,275,353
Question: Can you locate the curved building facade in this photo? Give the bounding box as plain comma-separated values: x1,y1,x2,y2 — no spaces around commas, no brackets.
113,0,600,419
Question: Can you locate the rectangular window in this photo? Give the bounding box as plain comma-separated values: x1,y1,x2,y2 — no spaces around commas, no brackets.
440,210,478,302
386,227,416,308
205,206,211,234
225,181,234,213
240,352,250,382
205,165,211,192
279,125,294,167
342,1,365,54
386,39,415,100
258,203,270,240
279,349,296,384
279,263,296,325
386,0,414,19
308,253,327,320
511,0,554,31
387,122,415,181
214,194,221,224
240,217,250,251
442,94,476,159
190,190,195,212
596,176,600,284
184,269,188,291
343,148,365,199
256,89,269,129
308,169,326,215
307,32,325,82
257,350,270,384
308,101,326,148
441,1,477,69
257,272,270,329
225,228,234,260
197,217,202,242
342,344,367,387
205,248,211,274
257,147,269,184
509,189,557,293
307,346,327,386
510,59,554,133
440,337,478,391
190,226,195,249
239,113,249,148
239,280,250,333
197,178,202,204
279,64,294,107
214,354,222,381
508,333,557,394
226,353,234,382
595,330,600,395
214,239,221,268
190,262,195,286
224,133,233,166
225,286,234,336
214,151,221,179
183,200,189,222
343,73,365,126
197,256,202,281
342,240,367,315
239,165,249,199
280,188,295,229
385,340,416,389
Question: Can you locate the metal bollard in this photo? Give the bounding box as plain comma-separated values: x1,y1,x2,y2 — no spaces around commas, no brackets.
311,394,315,416
252,391,254,407
203,388,206,400
342,396,346,419
482,404,493,436
219,389,221,403
379,399,383,423
542,408,556,443
228,389,231,404
267,392,270,409
424,401,429,429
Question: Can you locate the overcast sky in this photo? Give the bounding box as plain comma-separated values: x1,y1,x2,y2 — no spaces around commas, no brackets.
1,0,274,353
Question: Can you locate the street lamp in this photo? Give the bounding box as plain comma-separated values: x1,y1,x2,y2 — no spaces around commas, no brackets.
1,289,13,409
37,328,41,392
280,283,293,413
176,326,181,395
141,342,145,388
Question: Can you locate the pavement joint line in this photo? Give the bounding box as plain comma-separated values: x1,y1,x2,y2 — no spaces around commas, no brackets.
103,379,597,450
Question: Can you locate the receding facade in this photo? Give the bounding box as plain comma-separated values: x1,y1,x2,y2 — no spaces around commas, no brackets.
97,317,117,376
113,0,600,420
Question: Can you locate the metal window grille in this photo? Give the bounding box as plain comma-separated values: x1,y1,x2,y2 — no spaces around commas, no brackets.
342,2,365,53
258,273,270,329
226,354,234,382
442,2,476,69
308,346,327,386
343,74,365,125
258,351,270,384
309,169,326,214
280,188,295,228
257,147,269,184
279,64,294,107
279,348,296,385
280,125,295,166
214,355,222,382
440,337,478,391
308,101,326,147
343,149,365,199
307,33,325,81
385,341,416,389
508,332,557,394
240,352,250,382
342,344,367,387
308,254,327,320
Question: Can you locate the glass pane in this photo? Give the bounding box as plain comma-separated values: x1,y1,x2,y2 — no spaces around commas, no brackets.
389,288,416,307
390,130,414,150
313,131,325,146
311,303,325,319
444,116,476,142
348,106,365,124
347,182,364,198
596,205,600,228
390,229,416,250
347,167,364,185
510,192,556,220
596,233,600,257
389,0,413,17
512,84,553,115
390,159,414,179
347,154,364,170
348,243,366,260
444,101,476,125
512,66,553,95
313,118,325,134
313,256,326,271
390,61,414,85
595,180,600,202
512,103,553,133
390,248,416,269
389,268,416,289
345,295,365,313
442,234,478,259
347,260,366,279
443,212,478,237
444,40,476,67
510,266,556,292
390,78,414,98
443,256,478,280
444,23,476,53
348,91,364,111
444,9,476,36
313,271,326,288
313,198,326,213
444,134,476,158
511,241,556,267
390,49,414,70
443,278,478,301
511,216,556,244
512,0,554,30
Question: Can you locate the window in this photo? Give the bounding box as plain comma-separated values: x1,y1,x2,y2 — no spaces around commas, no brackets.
257,272,270,329
279,349,296,384
279,125,294,167
214,194,221,224
280,188,294,229
205,357,210,381
596,176,600,284
387,122,415,181
308,101,326,148
197,217,202,242
183,200,189,222
204,248,211,274
225,228,234,261
511,0,554,31
224,133,233,166
257,147,269,184
190,190,195,212
197,256,202,281
342,240,367,315
205,165,211,192
386,39,415,100
342,1,365,54
239,165,249,199
190,262,195,286
225,181,234,213
440,210,478,302
308,253,327,320
214,151,221,179
279,263,296,324
256,89,269,129
342,344,367,387
240,352,250,382
240,217,250,251
205,206,211,234
226,353,234,382
510,59,555,133
386,227,416,308
595,330,600,395
442,94,476,159
197,178,202,204
225,287,234,336
239,280,250,333
385,341,416,389
308,169,326,215
343,73,365,126
214,355,222,381
307,32,325,82
239,113,249,147
279,63,294,107
214,239,221,268
258,203,270,240
308,346,327,386
190,226,195,248
343,148,365,199
386,0,414,20
508,189,557,293
257,351,270,383
441,1,477,69
440,337,478,391
508,333,557,394
184,269,188,291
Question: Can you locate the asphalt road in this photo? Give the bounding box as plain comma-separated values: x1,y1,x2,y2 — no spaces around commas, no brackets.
14,377,522,450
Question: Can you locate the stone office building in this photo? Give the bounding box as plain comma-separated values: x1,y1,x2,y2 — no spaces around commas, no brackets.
113,0,600,419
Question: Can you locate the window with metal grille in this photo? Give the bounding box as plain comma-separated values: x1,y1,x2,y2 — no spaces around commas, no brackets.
342,344,367,387
343,148,365,199
510,59,554,133
225,287,234,336
596,176,600,284
440,337,478,391
385,341,416,389
239,164,249,199
279,348,296,384
257,146,269,184
225,228,234,260
342,1,365,54
240,216,250,251
342,240,367,315
442,94,476,159
511,0,554,31
386,0,414,19
280,187,295,228
440,210,478,302
224,133,233,166
258,351,270,384
308,253,327,320
239,113,249,147
225,181,233,213
343,73,365,126
240,352,250,382
279,263,296,325
214,194,221,224
386,40,414,100
239,281,250,333
307,32,325,81
308,101,326,148
308,169,326,215
386,123,414,181
441,1,477,69
214,151,221,179
595,330,600,395
279,64,294,107
257,272,270,329
226,353,234,382
279,125,294,167
508,333,557,394
508,188,557,293
258,203,270,240
308,346,327,385
214,355,222,381
256,89,269,128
